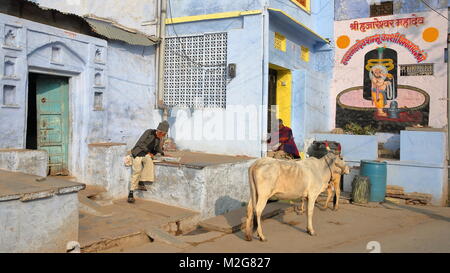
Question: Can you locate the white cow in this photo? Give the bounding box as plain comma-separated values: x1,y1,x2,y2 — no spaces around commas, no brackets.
244,153,349,241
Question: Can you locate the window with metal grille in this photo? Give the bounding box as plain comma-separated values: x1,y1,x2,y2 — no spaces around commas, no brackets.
274,32,286,52
370,1,393,17
301,45,310,62
163,32,228,108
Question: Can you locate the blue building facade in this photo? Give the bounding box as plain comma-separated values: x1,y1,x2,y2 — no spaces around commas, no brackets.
163,0,335,157
0,1,159,180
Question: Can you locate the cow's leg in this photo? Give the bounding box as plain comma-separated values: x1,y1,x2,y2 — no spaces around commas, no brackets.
244,200,254,241
323,185,333,210
306,194,319,236
300,197,306,214
255,198,268,242
294,198,305,215
333,176,341,211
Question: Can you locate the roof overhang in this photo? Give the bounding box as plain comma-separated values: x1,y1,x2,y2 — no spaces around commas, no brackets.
16,0,159,46
84,16,159,46
268,8,330,45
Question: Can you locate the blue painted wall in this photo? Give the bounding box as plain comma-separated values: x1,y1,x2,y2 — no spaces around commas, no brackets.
165,14,265,157
269,0,334,38
163,0,334,155
104,41,160,148
268,10,334,150
0,13,158,181
166,0,263,17
335,0,449,21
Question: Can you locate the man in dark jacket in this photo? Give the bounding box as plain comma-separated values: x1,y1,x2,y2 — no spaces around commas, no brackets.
128,120,169,203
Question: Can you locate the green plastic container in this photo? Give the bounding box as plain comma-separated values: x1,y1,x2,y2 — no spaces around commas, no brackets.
360,160,387,202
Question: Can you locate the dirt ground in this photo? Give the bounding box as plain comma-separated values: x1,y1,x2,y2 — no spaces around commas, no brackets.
110,202,450,253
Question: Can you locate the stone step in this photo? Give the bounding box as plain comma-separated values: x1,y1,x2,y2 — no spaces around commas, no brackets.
198,202,292,234
78,194,113,217
79,198,201,253
145,227,190,249
79,185,107,198
77,185,113,216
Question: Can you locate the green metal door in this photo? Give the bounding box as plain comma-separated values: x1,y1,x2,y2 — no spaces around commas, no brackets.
36,75,69,176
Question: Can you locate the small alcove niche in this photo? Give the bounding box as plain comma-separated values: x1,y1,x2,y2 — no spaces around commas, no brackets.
94,72,102,86
94,47,103,63
93,91,103,110
4,27,17,48
4,57,15,78
51,46,62,63
3,85,16,105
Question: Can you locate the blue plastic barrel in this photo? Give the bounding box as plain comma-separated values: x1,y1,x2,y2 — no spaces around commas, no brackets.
360,160,387,202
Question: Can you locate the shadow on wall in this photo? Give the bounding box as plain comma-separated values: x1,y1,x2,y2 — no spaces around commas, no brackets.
215,195,249,240
214,195,245,216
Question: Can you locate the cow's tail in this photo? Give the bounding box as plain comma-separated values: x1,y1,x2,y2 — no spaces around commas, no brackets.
245,163,257,241
249,164,258,211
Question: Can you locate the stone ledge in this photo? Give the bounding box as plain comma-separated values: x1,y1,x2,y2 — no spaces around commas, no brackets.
88,142,126,147
0,170,85,202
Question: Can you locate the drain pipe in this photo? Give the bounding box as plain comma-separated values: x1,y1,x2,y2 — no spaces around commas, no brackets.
447,33,450,162
261,2,270,158
157,0,168,120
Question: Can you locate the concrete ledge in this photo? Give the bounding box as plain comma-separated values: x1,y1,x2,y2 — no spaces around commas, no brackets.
85,143,129,199
140,159,256,219
0,149,48,177
314,134,378,161
0,170,85,202
342,161,447,206
0,170,83,253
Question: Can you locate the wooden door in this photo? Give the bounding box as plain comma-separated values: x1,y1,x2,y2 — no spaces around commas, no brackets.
36,75,69,176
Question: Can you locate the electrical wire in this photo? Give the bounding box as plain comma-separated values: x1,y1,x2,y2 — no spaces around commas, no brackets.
420,0,449,21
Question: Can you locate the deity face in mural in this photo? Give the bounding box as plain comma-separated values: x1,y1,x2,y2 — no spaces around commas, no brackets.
371,66,386,79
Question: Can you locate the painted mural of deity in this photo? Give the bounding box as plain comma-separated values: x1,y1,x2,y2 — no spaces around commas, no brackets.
336,45,429,133
334,11,446,133
363,47,398,118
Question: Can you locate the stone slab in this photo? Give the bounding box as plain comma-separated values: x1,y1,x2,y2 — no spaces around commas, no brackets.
154,151,254,169
79,198,200,252
179,231,225,245
145,227,190,249
198,202,292,234
105,241,184,253
0,170,85,202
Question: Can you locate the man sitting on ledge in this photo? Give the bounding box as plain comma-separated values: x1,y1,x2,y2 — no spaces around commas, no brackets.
128,120,169,203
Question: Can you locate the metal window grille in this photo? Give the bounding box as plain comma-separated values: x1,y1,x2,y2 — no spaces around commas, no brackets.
300,45,310,62
274,32,286,52
163,32,228,108
400,64,434,76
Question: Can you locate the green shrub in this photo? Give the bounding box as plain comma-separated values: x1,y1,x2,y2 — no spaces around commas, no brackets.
344,122,376,135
